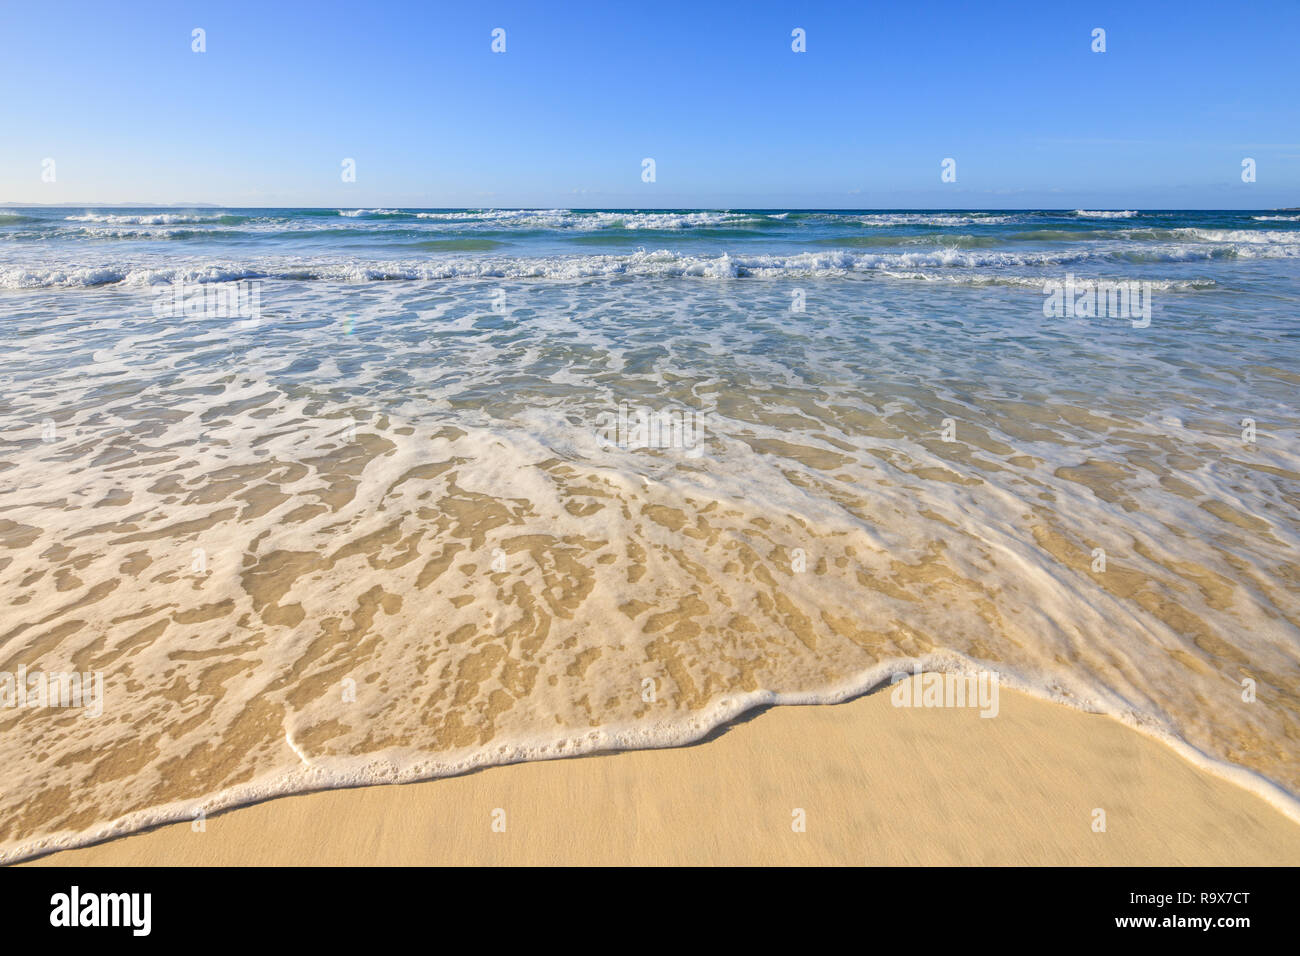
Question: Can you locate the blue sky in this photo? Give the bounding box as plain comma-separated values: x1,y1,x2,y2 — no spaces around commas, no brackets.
2,0,1297,207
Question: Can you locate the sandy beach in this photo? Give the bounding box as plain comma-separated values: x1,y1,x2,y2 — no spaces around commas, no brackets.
26,676,1300,866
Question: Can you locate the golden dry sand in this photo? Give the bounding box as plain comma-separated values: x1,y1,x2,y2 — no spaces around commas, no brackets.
25,678,1300,866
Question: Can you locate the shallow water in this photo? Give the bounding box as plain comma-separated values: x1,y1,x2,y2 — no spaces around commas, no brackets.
1,207,1298,860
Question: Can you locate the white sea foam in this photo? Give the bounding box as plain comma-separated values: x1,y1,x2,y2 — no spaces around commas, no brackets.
64,212,230,225
6,651,1298,866
330,209,766,229
1073,209,1139,219
3,244,1264,290
1166,227,1300,243
840,213,1020,226
414,209,767,229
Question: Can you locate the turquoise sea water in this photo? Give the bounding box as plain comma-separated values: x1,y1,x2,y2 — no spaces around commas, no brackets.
2,206,1298,286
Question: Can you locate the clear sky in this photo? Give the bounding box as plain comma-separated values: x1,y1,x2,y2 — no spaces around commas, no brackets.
2,0,1297,208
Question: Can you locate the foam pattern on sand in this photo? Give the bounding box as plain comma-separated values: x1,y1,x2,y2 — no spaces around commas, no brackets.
0,208,1294,858
1,210,1299,860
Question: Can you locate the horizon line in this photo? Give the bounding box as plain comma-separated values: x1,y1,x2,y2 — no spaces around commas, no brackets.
4,202,1297,212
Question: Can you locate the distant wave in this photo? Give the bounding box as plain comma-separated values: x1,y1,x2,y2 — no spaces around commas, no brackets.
334,209,780,230
0,246,1242,289
336,210,1028,229
1146,227,1300,244
49,227,252,241
828,213,1021,227
64,212,247,226
1073,210,1139,219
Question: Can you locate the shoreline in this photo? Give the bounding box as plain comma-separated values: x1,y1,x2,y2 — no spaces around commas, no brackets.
22,676,1300,866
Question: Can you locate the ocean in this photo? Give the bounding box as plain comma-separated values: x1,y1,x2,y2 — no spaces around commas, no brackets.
1,206,1298,860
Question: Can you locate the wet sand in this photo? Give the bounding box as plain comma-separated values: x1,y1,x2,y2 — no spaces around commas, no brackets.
25,677,1300,866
